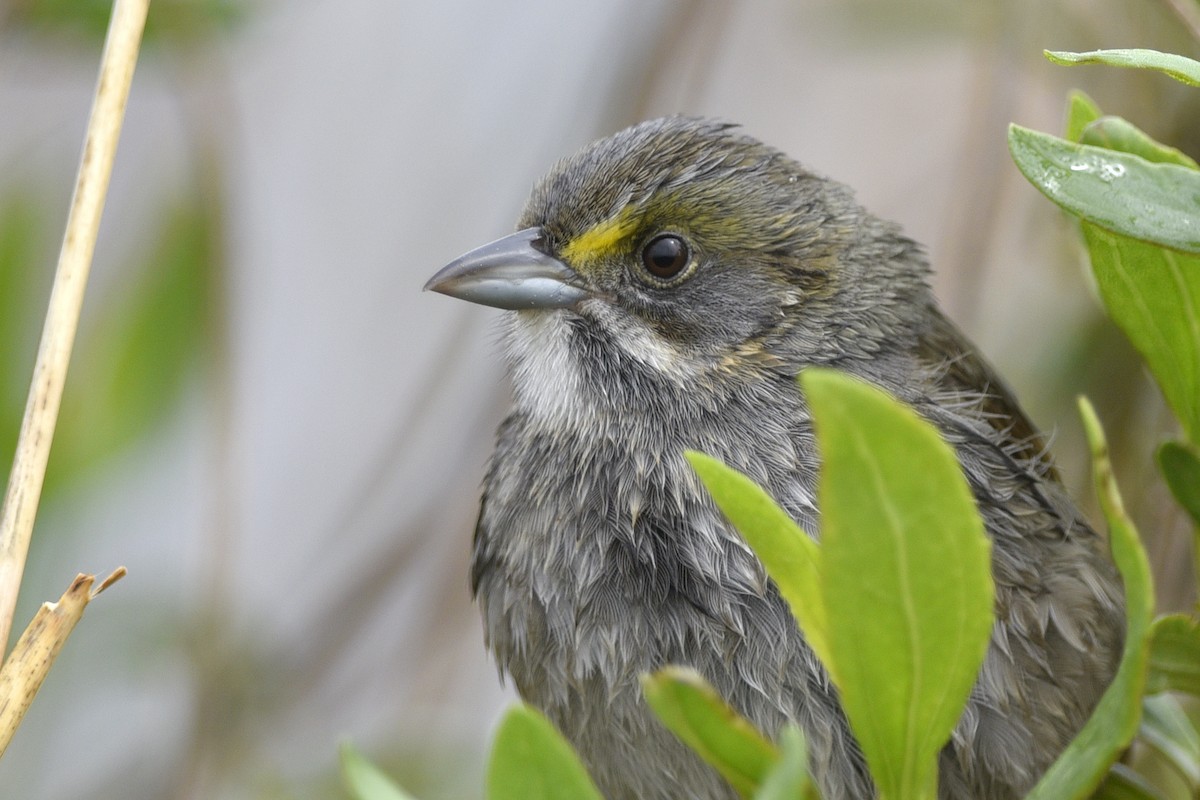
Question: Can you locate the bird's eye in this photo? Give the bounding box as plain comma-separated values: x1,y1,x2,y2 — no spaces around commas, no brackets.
641,234,691,281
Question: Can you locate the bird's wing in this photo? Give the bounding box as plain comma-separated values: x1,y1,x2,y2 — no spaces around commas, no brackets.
917,307,1059,481
469,498,491,597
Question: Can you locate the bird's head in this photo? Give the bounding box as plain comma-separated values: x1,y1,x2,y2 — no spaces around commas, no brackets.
426,117,930,408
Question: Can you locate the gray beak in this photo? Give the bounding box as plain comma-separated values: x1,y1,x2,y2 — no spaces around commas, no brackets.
424,227,590,310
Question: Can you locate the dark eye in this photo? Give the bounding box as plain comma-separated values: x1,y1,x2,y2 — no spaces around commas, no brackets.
641,234,690,280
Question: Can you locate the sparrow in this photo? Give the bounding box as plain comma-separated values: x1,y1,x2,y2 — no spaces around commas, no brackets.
424,116,1124,799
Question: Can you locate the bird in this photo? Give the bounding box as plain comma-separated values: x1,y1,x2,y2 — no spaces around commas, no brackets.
423,116,1124,800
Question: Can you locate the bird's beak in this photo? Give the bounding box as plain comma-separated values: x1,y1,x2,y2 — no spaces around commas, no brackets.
424,227,590,310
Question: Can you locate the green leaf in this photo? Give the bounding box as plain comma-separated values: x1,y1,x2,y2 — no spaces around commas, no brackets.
1045,49,1200,87
685,451,832,676
1081,224,1200,442
642,666,778,798
1065,90,1103,143
339,742,418,800
1157,442,1200,526
486,704,603,800
1139,693,1200,791
1147,614,1200,697
800,369,993,800
1081,117,1199,170
1025,399,1156,799
755,725,817,800
1008,125,1200,254
1091,763,1169,800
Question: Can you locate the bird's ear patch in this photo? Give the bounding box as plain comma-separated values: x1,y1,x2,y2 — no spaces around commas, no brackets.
561,207,638,271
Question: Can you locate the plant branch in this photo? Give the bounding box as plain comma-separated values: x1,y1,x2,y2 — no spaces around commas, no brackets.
0,567,126,757
0,0,149,655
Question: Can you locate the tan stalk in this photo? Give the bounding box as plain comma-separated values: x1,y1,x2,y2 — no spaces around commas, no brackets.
0,0,149,654
0,568,126,756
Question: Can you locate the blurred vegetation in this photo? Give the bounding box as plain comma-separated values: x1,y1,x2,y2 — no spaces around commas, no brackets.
0,2,232,498
0,190,217,496
4,0,244,44
0,0,237,796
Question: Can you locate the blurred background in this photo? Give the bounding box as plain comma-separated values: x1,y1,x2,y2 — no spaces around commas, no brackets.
0,0,1197,797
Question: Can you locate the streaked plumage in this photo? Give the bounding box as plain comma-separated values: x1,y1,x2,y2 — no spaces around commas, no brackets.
429,117,1124,799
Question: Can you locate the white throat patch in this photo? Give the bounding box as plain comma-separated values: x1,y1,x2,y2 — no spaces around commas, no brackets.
503,302,699,426
504,310,587,425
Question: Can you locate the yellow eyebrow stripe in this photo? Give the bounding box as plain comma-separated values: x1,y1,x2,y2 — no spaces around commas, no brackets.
560,207,637,267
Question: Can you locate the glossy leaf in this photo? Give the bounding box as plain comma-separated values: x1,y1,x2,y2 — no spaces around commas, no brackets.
1008,125,1200,253
755,725,816,800
685,451,832,675
1026,399,1155,799
1138,694,1200,791
1147,614,1200,697
339,742,417,800
642,666,778,798
1081,117,1199,169
1045,49,1200,87
1081,223,1200,442
801,369,993,800
486,704,603,800
1157,442,1200,526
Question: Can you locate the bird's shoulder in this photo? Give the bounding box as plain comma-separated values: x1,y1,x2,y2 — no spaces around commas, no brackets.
915,307,1058,479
